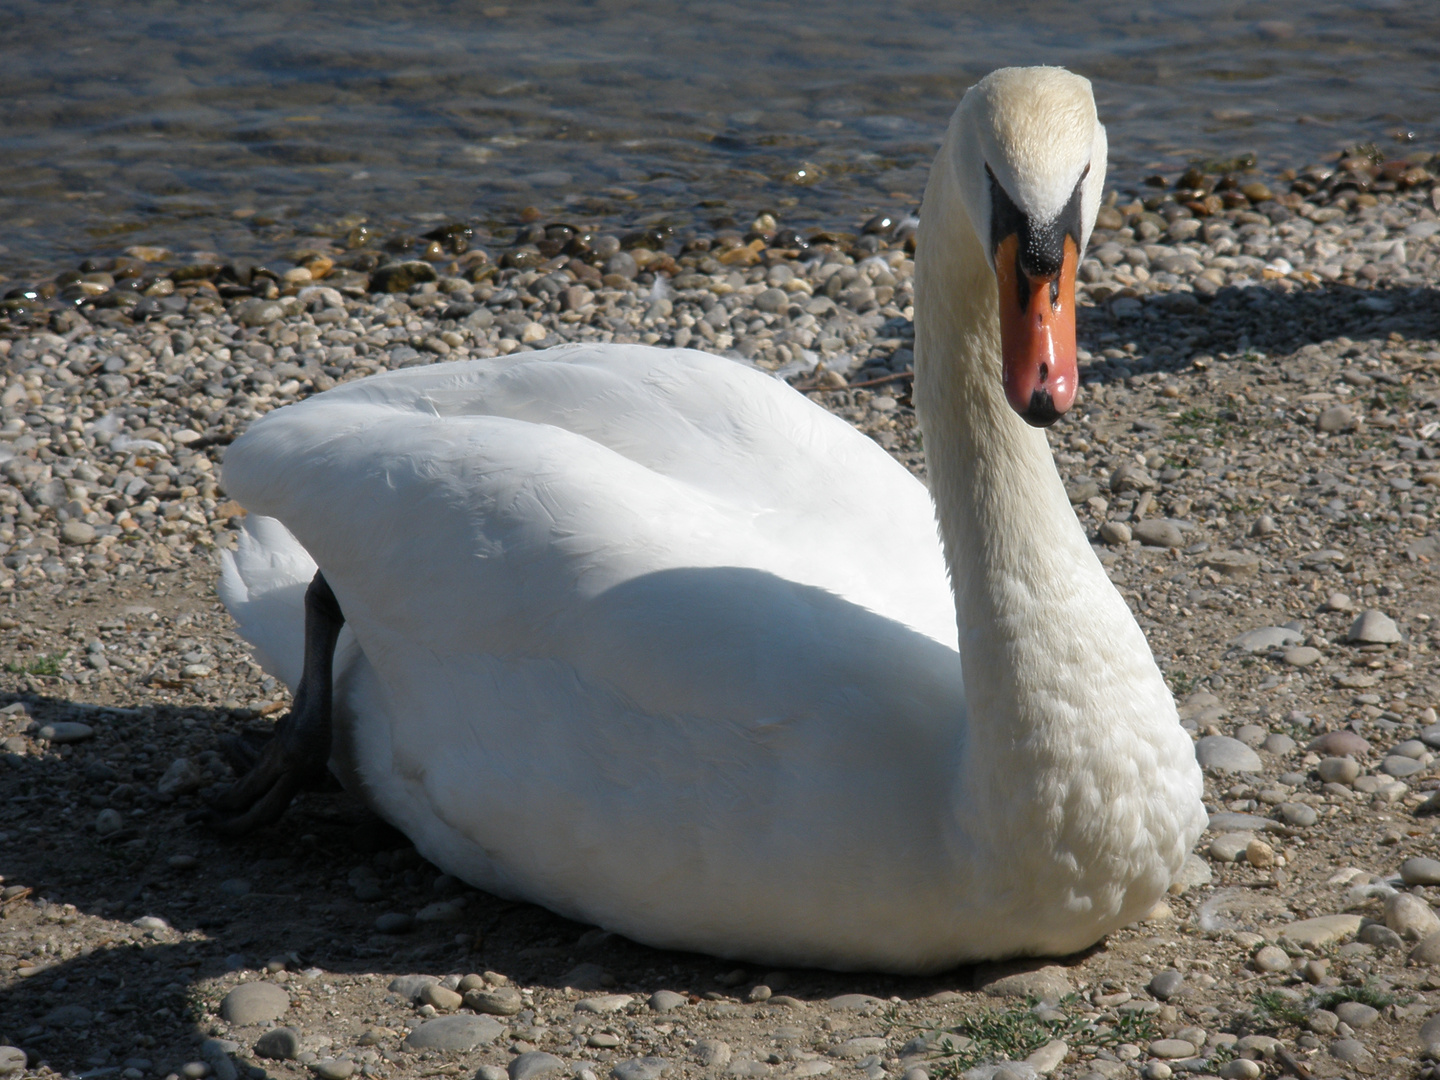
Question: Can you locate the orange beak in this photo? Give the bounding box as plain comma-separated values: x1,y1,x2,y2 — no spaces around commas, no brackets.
994,233,1079,427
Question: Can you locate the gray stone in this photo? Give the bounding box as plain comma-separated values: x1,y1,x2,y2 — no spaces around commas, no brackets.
41,1003,93,1027
1411,933,1440,966
37,721,94,744
253,1027,301,1060
1309,730,1370,756
0,1048,25,1076
387,974,438,1000
1202,550,1260,578
650,990,687,1013
1261,733,1296,755
1402,857,1440,886
466,985,524,1015
1133,520,1183,548
1098,520,1131,545
694,1039,732,1067
1333,1001,1379,1029
1277,803,1317,827
1419,1012,1440,1056
1234,723,1268,747
1147,1039,1198,1059
1195,735,1262,773
60,520,96,545
1281,646,1323,667
1279,914,1363,948
404,1014,505,1051
979,965,1072,1003
1229,627,1301,653
1252,946,1291,973
1171,853,1212,891
374,912,413,934
510,1052,567,1080
1317,756,1360,785
1147,970,1184,1001
826,993,884,1012
1383,755,1425,777
219,981,289,1025
754,289,789,315
156,757,203,797
1329,1039,1371,1065
1208,833,1254,862
95,807,125,835
1385,892,1440,941
576,993,632,1014
1348,609,1402,644
1317,405,1355,433
612,1058,670,1080
315,1062,355,1080
1357,922,1404,950
829,1037,887,1059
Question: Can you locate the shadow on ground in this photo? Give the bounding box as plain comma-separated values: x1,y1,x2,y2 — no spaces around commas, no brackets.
1073,279,1440,387
0,690,1081,1075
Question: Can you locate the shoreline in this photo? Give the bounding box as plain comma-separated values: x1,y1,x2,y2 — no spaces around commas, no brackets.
0,141,1438,1078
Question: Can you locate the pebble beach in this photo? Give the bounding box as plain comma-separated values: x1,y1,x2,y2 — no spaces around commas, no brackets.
2,141,1440,1080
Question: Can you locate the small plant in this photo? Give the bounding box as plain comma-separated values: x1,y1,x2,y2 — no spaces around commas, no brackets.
1167,670,1193,697
1251,990,1307,1029
926,995,1159,1075
1318,984,1399,1011
4,651,67,676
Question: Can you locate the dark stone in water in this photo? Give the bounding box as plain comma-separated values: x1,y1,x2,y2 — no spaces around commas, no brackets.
370,260,438,293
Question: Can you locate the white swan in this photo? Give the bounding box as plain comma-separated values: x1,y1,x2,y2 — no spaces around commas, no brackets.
215,66,1205,973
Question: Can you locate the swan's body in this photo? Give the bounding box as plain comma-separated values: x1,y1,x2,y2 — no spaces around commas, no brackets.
218,67,1206,972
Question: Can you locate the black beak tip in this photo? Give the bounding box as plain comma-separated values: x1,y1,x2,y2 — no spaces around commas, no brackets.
1022,388,1061,428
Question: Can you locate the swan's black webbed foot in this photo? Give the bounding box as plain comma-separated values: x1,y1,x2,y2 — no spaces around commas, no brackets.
208,570,345,836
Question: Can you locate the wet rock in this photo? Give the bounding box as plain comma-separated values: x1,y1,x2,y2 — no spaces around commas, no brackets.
371,261,438,293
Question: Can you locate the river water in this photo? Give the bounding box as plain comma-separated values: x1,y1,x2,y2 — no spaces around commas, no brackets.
2,0,1438,277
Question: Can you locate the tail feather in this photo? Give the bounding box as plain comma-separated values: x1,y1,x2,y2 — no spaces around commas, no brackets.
219,515,317,693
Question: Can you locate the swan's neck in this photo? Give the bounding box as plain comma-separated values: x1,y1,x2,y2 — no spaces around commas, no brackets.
913,159,1166,788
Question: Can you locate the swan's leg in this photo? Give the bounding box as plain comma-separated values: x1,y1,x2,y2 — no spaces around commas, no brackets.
209,570,345,835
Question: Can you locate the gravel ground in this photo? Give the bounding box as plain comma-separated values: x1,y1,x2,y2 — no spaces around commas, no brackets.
2,149,1440,1080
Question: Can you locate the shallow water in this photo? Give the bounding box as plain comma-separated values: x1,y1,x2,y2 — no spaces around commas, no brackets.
2,0,1438,277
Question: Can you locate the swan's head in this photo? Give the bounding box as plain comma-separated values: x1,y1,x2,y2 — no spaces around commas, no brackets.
947,66,1107,426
